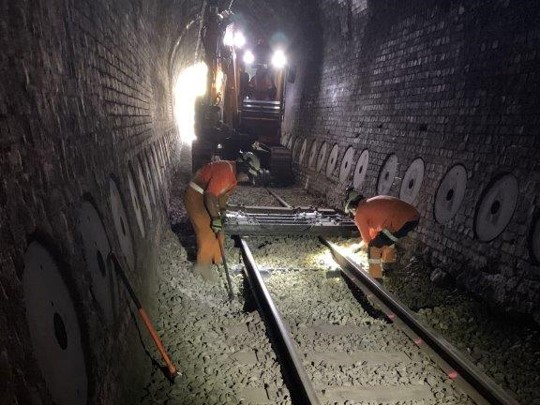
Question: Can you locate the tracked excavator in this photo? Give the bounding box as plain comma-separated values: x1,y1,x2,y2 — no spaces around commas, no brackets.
192,2,293,184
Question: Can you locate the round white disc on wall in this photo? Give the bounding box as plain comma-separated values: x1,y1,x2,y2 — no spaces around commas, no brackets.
127,169,145,237
299,139,308,165
475,174,519,241
140,154,157,206
400,158,425,204
326,144,339,178
377,154,398,195
135,161,153,221
316,142,328,173
353,149,369,190
77,201,115,324
434,164,467,224
308,141,318,169
292,137,302,161
109,178,135,269
339,147,355,183
23,242,88,405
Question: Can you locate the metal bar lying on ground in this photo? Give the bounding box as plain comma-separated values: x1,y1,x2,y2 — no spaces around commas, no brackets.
225,205,358,237
319,238,519,405
266,188,292,208
237,237,321,405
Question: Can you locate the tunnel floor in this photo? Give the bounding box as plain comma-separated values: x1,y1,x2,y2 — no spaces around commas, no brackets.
138,170,540,404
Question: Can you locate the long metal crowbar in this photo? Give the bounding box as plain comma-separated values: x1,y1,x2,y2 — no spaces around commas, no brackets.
217,231,235,300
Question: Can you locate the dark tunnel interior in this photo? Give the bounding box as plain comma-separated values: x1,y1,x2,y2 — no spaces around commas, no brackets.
1,0,540,404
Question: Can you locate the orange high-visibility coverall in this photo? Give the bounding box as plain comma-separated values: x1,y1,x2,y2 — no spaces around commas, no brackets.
183,161,237,266
354,195,420,278
354,196,420,245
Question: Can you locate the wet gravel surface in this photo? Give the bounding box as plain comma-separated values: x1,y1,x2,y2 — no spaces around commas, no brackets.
141,178,539,404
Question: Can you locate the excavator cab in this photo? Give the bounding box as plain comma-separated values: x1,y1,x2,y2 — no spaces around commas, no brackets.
194,9,292,183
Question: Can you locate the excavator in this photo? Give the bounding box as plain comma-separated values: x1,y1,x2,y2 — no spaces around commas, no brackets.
192,2,293,184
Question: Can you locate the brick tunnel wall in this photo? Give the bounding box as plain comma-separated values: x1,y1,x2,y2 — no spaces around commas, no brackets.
283,0,540,321
0,0,203,403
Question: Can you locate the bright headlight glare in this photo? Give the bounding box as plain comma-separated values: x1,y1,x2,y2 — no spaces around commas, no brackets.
243,50,255,65
272,50,287,68
223,30,234,46
233,32,246,48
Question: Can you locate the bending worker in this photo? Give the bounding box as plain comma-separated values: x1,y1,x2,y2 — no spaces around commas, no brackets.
184,152,261,280
344,189,420,281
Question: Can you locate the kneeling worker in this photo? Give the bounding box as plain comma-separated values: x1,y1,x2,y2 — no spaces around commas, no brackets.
344,189,420,281
184,152,261,280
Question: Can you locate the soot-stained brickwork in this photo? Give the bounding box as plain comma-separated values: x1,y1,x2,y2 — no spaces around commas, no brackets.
283,0,540,322
0,0,204,403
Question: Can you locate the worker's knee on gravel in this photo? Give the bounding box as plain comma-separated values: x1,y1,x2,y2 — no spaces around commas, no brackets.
381,245,396,263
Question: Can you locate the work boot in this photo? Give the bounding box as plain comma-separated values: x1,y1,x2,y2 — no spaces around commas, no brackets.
381,245,396,263
368,247,383,279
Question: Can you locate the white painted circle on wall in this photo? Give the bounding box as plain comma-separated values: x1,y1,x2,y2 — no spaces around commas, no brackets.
140,154,157,206
353,149,369,190
146,149,161,190
109,178,135,269
135,161,153,221
287,134,296,150
299,139,308,165
161,138,171,164
23,242,88,405
281,133,289,147
339,147,355,183
530,215,540,264
160,141,169,167
326,144,339,178
316,142,328,173
149,147,163,186
157,143,167,175
400,158,425,204
475,174,519,242
308,141,318,169
127,169,145,237
292,137,302,161
152,145,164,185
377,154,398,195
434,165,468,224
78,201,115,324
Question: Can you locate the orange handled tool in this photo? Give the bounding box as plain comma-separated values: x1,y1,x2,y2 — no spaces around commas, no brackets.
217,231,235,301
109,252,180,380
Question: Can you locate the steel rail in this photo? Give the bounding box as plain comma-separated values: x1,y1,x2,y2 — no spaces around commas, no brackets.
318,239,518,405
267,190,517,405
236,237,321,405
266,188,292,208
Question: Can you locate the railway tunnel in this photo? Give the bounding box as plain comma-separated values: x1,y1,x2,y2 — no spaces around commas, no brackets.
1,0,540,404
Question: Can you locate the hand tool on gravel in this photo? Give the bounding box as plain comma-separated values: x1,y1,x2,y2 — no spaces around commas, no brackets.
108,252,181,381
217,231,235,301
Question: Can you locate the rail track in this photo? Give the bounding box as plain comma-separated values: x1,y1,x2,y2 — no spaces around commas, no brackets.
229,190,517,405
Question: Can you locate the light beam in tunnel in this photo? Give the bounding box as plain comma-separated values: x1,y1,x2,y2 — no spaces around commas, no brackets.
173,62,208,144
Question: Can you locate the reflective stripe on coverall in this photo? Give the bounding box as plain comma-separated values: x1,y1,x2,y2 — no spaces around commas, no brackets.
354,195,420,278
183,161,237,266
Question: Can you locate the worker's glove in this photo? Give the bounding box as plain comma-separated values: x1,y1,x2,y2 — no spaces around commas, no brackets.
211,217,223,234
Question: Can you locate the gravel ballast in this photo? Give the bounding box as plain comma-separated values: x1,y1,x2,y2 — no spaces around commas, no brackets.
139,180,539,404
